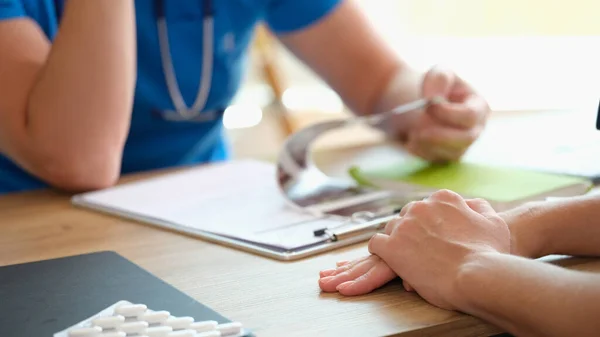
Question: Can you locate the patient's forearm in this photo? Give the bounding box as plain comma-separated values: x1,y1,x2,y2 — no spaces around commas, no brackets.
506,194,600,258
458,252,600,337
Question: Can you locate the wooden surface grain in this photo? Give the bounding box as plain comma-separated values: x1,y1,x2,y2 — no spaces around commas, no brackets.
1,165,600,337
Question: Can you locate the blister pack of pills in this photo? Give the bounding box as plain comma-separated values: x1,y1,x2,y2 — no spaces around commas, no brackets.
54,301,245,337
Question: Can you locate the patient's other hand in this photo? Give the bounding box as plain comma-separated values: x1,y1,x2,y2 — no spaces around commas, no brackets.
318,255,411,296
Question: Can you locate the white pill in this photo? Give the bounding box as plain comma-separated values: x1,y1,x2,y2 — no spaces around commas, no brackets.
114,303,147,317
119,321,149,334
216,322,242,336
167,330,197,337
146,326,173,337
164,316,194,330
197,331,221,337
139,310,171,324
92,315,125,329
99,332,126,337
190,320,218,333
68,326,102,336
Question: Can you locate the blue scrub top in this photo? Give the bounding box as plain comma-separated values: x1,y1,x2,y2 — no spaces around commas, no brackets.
0,0,341,194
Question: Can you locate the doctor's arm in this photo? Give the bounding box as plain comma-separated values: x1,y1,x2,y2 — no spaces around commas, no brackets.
0,0,135,191
277,0,490,161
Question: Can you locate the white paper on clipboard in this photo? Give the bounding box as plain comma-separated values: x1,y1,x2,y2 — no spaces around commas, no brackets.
72,160,347,252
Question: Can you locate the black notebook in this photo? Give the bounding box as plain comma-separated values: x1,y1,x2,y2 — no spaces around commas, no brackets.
0,251,253,337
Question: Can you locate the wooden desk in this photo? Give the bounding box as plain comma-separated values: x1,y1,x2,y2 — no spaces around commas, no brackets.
1,167,600,337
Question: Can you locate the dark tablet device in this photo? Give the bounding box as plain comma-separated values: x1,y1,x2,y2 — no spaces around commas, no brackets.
0,251,254,337
596,99,600,130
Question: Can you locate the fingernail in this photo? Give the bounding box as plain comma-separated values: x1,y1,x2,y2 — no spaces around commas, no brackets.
320,276,334,284
336,260,349,267
320,269,336,277
336,281,354,291
431,96,446,104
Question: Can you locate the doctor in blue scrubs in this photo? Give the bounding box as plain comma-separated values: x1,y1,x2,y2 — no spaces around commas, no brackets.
0,0,490,194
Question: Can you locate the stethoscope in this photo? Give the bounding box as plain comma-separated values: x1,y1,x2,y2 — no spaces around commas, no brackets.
154,0,217,122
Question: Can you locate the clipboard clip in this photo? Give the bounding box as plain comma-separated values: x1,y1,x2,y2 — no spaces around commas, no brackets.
312,207,402,241
311,190,433,241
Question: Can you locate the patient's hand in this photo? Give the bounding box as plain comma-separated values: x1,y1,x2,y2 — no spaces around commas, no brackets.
319,194,508,297
319,209,417,296
318,254,410,296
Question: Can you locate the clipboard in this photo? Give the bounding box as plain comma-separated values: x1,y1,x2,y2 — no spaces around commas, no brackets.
72,160,414,261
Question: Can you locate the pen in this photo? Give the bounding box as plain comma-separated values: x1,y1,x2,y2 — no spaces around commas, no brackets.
325,213,398,242
355,97,442,127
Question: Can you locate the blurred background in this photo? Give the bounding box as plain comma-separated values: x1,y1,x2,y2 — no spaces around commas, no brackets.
223,0,600,161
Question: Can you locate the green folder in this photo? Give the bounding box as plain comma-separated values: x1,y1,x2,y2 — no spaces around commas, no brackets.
349,159,591,205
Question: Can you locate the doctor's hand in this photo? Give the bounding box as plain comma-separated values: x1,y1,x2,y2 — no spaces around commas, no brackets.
388,66,490,162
